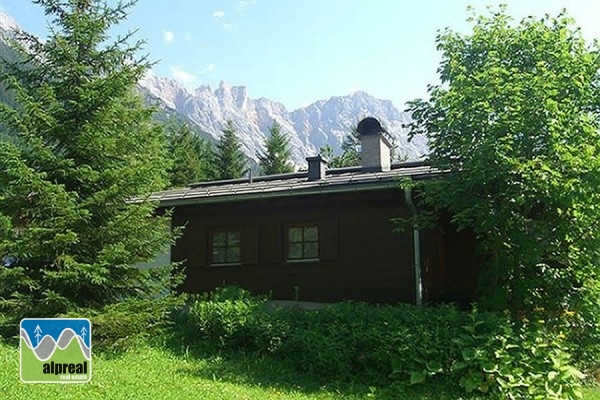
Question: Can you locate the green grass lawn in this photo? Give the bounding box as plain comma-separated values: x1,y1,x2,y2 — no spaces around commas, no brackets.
586,387,600,400
0,342,431,400
1,341,598,400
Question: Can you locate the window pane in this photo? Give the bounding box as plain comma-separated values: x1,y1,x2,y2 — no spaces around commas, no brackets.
213,232,226,246
288,227,302,242
304,242,318,259
227,246,240,263
304,226,318,241
288,243,303,259
228,231,240,246
212,247,225,263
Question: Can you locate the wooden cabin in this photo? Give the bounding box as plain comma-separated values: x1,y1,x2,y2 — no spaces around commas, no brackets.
150,118,480,304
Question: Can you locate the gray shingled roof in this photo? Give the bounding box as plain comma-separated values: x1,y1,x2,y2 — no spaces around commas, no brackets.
149,161,438,207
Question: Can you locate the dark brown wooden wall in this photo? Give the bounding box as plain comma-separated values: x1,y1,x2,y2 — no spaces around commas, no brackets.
170,189,480,304
421,220,480,305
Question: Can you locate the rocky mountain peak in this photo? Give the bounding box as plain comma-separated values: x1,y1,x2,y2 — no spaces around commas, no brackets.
0,12,19,33
137,75,427,166
0,10,427,168
214,80,249,111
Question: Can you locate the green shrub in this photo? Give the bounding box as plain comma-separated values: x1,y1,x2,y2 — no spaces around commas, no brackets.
390,308,584,399
62,295,185,352
186,286,288,353
274,302,395,381
182,286,585,397
456,313,584,399
389,305,471,385
562,284,600,380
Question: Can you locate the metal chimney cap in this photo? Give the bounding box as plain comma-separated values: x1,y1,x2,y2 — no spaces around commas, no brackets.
356,117,387,136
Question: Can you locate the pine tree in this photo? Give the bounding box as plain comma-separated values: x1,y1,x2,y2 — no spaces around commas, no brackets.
211,120,247,180
0,0,178,317
165,118,212,187
319,144,335,162
326,126,397,168
257,121,294,175
331,128,361,168
319,129,361,168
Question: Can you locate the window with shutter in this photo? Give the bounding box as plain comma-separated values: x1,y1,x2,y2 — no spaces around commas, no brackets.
286,224,319,261
210,229,241,265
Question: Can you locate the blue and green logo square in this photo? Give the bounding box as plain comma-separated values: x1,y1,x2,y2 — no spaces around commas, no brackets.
20,318,92,383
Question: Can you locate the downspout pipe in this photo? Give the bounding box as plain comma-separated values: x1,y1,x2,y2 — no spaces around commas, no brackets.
404,187,423,306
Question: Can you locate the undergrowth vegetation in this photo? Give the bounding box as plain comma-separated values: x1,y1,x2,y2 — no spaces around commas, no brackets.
139,287,591,399
59,288,584,399
8,286,594,399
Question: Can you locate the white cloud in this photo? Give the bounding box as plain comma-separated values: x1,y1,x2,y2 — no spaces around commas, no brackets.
222,22,236,29
183,33,192,42
162,30,175,44
213,10,225,18
235,0,256,13
170,66,198,87
200,64,216,74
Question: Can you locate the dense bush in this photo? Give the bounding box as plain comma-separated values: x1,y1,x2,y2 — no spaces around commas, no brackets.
274,301,396,381
561,286,600,379
185,287,288,353
393,310,584,399
453,314,584,399
62,295,185,352
181,287,585,398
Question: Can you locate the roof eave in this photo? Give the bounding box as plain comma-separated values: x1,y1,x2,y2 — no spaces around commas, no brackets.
156,173,436,207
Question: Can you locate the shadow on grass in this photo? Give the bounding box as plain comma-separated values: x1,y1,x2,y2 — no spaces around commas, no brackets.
160,336,463,400
180,353,372,395
175,355,465,400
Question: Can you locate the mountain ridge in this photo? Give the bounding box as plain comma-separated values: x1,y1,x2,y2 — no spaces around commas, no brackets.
139,73,428,166
0,11,428,168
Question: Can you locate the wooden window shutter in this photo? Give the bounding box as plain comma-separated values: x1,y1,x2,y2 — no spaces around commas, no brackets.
261,223,282,264
319,219,338,261
179,222,207,267
240,225,259,265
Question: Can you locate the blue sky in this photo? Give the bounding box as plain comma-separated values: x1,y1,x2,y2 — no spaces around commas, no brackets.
1,1,599,110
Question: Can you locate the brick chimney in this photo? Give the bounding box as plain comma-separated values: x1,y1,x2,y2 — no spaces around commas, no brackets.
356,117,392,172
306,155,327,181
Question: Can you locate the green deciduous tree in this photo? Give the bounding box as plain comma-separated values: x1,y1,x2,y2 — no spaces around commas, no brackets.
257,121,294,175
165,118,212,187
406,6,600,317
0,0,179,318
212,120,247,180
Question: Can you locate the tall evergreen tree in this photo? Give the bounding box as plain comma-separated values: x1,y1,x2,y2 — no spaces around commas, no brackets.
319,128,361,168
0,0,178,317
326,125,398,168
165,118,212,187
257,121,294,175
318,144,335,162
330,128,361,168
211,120,247,180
